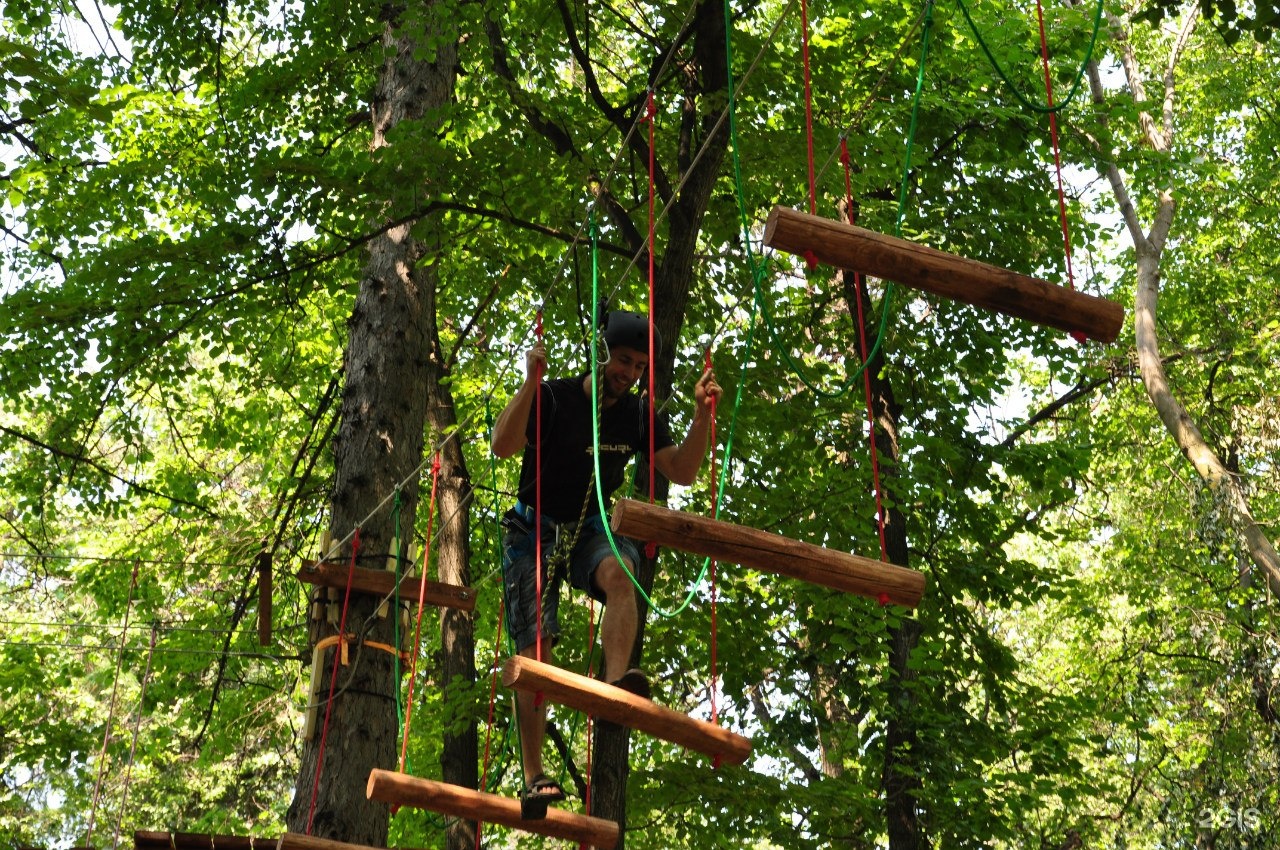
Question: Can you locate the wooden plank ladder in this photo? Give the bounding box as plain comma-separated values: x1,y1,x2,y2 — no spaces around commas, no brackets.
610,498,926,608
366,770,621,849
762,205,1125,343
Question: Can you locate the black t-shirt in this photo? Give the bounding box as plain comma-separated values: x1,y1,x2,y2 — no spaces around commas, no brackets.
517,374,675,522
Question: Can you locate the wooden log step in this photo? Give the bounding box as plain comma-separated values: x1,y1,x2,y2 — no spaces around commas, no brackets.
366,770,620,849
610,498,925,608
276,834,410,850
297,561,476,611
762,205,1125,343
275,834,434,850
133,832,276,849
501,656,753,766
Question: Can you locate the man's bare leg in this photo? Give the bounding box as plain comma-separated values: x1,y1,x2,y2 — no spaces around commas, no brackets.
593,555,647,695
514,638,562,797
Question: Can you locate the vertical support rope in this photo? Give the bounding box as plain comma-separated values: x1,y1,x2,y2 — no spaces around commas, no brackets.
1033,0,1087,345
645,91,658,505
307,528,361,834
705,348,721,737
800,0,817,217
86,559,141,849
577,598,599,850
478,402,511,849
474,599,505,850
842,138,889,563
391,490,405,753
111,622,157,850
534,310,546,664
398,453,443,774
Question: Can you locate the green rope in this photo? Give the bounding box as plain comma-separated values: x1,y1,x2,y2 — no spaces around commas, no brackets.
585,209,754,619
952,0,1105,115
391,489,405,760
481,399,520,805
575,0,939,617
896,0,936,240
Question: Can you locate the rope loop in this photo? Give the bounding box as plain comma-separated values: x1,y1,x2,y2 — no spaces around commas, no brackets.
951,0,1104,115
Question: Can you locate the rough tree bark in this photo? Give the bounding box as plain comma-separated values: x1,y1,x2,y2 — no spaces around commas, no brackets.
284,4,463,845
1087,11,1280,596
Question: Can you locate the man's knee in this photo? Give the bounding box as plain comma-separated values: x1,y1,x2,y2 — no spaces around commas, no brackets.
594,556,634,600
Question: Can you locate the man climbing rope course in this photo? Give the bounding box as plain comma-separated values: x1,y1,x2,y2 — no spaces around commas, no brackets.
490,309,722,807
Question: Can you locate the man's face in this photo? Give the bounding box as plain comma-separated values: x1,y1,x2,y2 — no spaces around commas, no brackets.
602,346,649,399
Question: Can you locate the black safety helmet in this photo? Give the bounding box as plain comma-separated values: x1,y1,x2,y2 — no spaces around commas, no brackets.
601,309,659,355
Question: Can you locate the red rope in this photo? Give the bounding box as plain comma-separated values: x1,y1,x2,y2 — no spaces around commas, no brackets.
534,311,546,664
86,559,140,849
800,0,820,270
307,528,361,834
578,598,599,850
112,622,157,850
398,452,443,773
705,348,721,730
1034,0,1086,345
475,599,506,850
646,91,658,505
842,139,890,564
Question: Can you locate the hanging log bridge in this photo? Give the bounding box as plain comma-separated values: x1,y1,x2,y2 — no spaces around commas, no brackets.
762,205,1125,344
502,655,753,765
367,769,620,849
610,498,926,608
296,560,476,611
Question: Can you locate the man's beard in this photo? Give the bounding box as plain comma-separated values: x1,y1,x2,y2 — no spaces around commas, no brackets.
601,373,632,400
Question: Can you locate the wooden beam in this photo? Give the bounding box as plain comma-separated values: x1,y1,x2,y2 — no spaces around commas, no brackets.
134,832,276,849
276,834,389,850
762,205,1125,343
366,770,620,849
610,498,925,608
502,656,753,765
296,561,476,611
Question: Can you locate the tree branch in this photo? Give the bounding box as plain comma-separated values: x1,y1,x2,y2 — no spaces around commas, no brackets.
0,424,217,517
1097,10,1280,595
998,358,1146,449
483,7,648,256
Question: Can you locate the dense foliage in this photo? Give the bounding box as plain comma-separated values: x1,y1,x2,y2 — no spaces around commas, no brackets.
2,0,1277,848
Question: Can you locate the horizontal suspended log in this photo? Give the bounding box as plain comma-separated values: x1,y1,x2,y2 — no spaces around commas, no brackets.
502,656,752,765
763,205,1125,343
366,771,619,849
133,831,275,850
297,561,475,611
276,833,404,850
610,498,925,608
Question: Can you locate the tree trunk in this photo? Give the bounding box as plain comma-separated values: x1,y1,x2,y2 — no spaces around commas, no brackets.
588,0,731,843
840,270,925,850
285,5,460,845
1132,245,1280,596
1087,12,1280,596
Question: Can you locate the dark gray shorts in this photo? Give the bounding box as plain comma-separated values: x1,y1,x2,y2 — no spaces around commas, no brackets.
501,512,641,653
